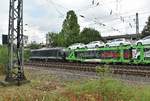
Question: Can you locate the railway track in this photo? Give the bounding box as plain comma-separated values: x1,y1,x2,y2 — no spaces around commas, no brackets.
25,61,150,77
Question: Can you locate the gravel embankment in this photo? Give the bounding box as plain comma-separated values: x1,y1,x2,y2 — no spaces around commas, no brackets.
25,66,150,85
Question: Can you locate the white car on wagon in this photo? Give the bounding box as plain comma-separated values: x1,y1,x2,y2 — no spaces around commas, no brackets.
85,41,105,48
136,35,150,45
105,38,131,47
68,43,85,50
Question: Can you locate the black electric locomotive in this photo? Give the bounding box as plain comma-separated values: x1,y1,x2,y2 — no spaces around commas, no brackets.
30,47,67,61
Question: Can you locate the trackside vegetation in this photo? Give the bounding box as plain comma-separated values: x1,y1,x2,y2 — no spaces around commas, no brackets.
24,49,31,62
0,68,150,101
66,78,150,101
0,46,30,75
0,46,8,75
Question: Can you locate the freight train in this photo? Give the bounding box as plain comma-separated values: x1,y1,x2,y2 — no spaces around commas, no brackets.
30,45,150,65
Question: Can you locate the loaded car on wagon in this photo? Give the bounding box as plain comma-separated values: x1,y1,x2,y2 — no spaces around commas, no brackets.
105,38,131,47
135,35,150,46
85,41,105,48
68,43,85,50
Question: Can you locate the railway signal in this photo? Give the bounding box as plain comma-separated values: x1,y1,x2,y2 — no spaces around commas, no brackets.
2,35,8,45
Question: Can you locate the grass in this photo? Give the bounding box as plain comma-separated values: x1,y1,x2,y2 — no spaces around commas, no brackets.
0,46,8,75
65,78,150,101
0,69,68,101
0,64,5,75
0,68,150,101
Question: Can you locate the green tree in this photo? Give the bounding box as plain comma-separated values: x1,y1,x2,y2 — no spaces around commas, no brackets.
142,16,150,37
61,10,80,46
47,10,80,47
79,28,102,44
47,32,58,46
47,32,66,47
47,32,56,46
26,42,42,49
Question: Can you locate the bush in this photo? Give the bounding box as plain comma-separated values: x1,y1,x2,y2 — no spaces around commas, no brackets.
0,46,8,64
24,49,31,62
0,46,8,75
0,64,5,75
96,65,111,77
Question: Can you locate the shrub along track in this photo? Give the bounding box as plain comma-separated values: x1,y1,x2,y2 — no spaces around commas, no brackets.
25,61,150,77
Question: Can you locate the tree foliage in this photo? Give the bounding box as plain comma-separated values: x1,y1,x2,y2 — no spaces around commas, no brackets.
48,10,80,47
24,49,31,62
47,10,102,47
47,32,65,47
79,28,102,44
26,42,43,49
47,32,58,46
60,10,80,46
142,16,150,37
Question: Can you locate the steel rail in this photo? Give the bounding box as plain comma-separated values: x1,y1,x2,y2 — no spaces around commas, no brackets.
25,61,150,77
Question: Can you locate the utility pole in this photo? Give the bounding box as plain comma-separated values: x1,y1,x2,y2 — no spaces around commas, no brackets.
136,13,139,34
5,0,27,84
135,13,141,39
46,33,50,47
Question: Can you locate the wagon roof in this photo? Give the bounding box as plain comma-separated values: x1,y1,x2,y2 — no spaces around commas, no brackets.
31,47,65,51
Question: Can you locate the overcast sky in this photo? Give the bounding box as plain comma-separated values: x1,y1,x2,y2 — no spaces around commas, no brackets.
0,0,150,44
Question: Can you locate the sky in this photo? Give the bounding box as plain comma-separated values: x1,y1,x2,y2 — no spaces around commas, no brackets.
0,0,150,44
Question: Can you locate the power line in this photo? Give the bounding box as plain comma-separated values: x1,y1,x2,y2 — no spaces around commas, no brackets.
83,11,150,30
72,0,149,32
46,0,150,24
79,15,124,32
75,5,100,12
46,0,66,17
49,0,69,11
91,11,150,22
75,0,150,21
41,0,150,35
79,13,148,34
79,14,123,33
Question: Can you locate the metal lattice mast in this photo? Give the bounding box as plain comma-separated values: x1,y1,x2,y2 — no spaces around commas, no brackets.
5,0,26,82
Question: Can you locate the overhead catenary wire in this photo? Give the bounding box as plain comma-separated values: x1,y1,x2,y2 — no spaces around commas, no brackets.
44,0,150,35
46,0,66,17
81,10,150,31
77,1,149,23
79,14,123,33
91,11,150,23
45,0,150,22
75,0,148,32
46,0,150,23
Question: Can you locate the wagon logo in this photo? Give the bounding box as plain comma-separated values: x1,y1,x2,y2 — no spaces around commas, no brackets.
101,51,120,58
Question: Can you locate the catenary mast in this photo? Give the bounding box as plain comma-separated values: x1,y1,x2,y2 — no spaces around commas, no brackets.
5,0,26,83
